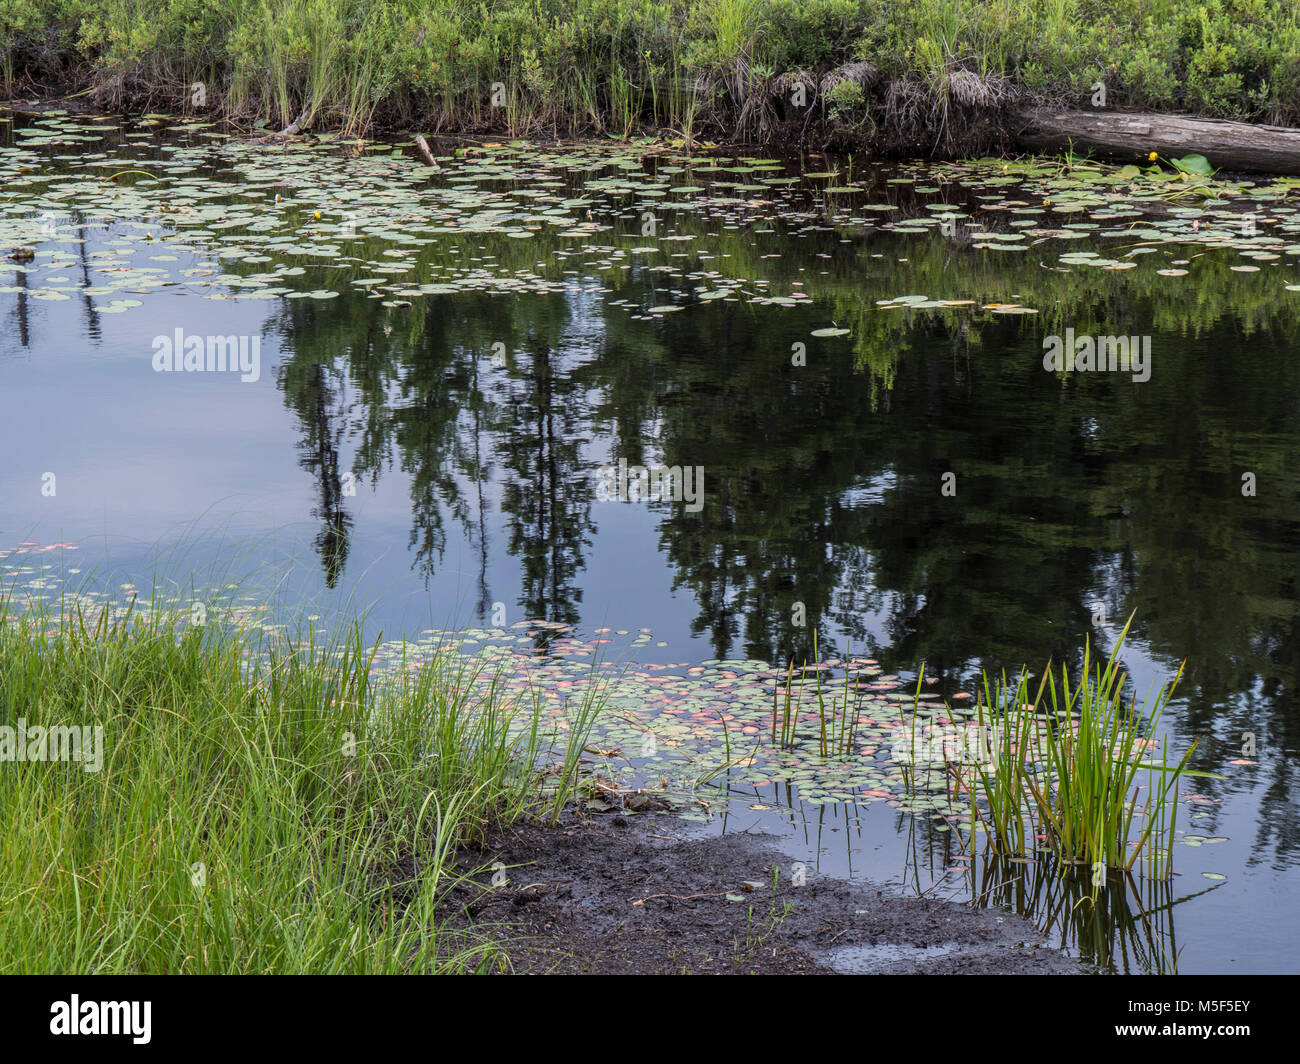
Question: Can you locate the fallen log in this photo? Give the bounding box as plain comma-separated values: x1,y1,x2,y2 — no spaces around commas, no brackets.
1011,108,1300,175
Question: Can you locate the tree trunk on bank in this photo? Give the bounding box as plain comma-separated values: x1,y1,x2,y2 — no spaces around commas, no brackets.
1011,108,1300,175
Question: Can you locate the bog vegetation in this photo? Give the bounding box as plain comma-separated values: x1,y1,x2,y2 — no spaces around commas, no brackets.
3,0,1300,147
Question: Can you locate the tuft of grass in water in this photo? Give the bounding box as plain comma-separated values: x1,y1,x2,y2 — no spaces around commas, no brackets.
945,615,1215,881
0,590,596,973
772,632,860,758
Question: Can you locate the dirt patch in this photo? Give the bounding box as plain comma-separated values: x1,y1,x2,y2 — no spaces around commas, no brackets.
442,813,1080,974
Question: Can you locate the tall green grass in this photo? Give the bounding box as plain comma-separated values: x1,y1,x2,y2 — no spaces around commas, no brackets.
946,617,1213,881
7,1,1300,134
0,588,593,973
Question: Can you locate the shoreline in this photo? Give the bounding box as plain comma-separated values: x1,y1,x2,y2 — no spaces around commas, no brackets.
9,88,1300,178
446,810,1081,974
7,0,1300,167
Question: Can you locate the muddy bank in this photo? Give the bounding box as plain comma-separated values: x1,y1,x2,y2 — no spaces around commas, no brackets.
441,813,1080,975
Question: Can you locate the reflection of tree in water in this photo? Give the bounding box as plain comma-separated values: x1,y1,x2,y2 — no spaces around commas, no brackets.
628,300,875,663
304,366,353,589
275,290,601,634
277,294,484,586
277,312,354,589
630,290,1300,872
268,248,1300,870
6,264,29,349
497,293,600,629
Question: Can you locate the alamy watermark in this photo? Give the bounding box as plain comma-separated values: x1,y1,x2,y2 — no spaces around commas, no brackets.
890,721,1023,767
50,996,150,1044
595,458,704,513
152,329,261,383
1043,329,1151,383
0,719,103,772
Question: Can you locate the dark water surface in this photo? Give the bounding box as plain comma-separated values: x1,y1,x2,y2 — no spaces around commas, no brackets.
2,112,1298,972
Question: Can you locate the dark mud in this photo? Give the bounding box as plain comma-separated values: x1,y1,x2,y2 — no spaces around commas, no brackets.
443,813,1081,974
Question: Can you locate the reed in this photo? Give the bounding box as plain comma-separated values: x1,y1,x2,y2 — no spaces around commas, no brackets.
771,634,860,758
943,615,1213,880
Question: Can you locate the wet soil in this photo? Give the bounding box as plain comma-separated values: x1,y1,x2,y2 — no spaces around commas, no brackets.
442,812,1082,974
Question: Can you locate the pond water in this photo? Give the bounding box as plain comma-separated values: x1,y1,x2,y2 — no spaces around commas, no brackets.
2,111,1298,974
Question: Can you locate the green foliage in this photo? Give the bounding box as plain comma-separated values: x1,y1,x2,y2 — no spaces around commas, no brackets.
3,1,1300,137
0,590,595,972
1168,152,1214,175
824,76,867,127
763,0,863,71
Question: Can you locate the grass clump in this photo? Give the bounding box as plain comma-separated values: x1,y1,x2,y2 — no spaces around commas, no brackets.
0,589,595,973
948,616,1211,881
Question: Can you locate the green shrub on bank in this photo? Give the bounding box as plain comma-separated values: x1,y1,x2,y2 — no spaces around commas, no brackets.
3,0,1300,134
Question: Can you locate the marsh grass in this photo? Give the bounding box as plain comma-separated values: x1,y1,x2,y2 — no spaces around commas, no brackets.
0,587,594,973
936,617,1213,880
13,1,1299,141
